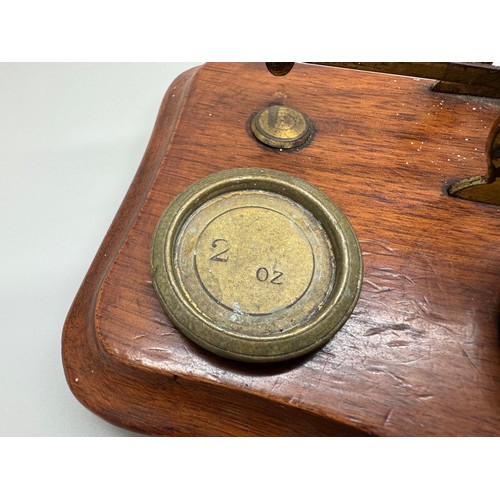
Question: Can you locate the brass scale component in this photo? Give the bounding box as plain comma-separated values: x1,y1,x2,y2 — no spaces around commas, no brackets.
152,62,500,363
267,62,500,205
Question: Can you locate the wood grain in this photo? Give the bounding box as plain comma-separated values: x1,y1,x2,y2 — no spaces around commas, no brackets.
62,62,500,436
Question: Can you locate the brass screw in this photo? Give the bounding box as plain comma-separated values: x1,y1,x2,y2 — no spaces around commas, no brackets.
251,104,313,149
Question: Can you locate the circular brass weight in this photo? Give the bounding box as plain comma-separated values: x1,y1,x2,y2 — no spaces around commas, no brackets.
151,168,362,363
250,105,313,149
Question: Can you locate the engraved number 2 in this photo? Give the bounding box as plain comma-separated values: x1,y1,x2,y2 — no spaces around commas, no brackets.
210,239,229,262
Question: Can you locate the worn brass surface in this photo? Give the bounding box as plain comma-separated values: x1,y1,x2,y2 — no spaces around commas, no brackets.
449,118,500,206
151,168,362,362
251,105,313,149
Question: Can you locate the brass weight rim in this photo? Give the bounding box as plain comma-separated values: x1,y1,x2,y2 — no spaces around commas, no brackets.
151,168,362,363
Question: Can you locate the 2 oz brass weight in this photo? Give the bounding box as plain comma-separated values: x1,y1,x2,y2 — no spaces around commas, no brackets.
151,168,362,362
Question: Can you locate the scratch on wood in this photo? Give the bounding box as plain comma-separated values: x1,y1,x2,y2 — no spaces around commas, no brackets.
270,376,284,393
153,316,172,326
364,279,394,293
384,408,394,426
312,358,329,388
462,348,481,373
387,340,410,347
364,323,412,336
371,268,415,284
387,371,408,386
416,393,434,400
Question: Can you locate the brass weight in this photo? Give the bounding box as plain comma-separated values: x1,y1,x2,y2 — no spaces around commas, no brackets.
151,168,362,362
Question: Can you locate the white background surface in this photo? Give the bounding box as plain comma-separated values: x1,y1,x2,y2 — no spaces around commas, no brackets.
0,63,200,436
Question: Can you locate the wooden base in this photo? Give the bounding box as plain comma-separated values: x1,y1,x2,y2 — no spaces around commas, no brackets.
62,63,500,436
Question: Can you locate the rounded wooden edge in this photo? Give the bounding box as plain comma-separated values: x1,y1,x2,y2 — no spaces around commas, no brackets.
61,63,370,436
